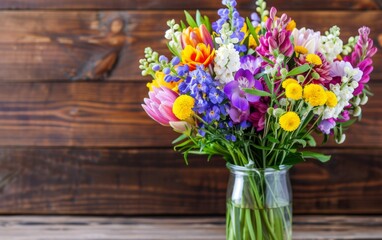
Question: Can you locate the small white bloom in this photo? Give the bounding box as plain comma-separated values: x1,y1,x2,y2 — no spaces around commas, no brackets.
341,76,349,83
214,43,240,84
360,95,368,105
351,81,359,89
353,106,362,117
215,23,239,45
319,26,343,63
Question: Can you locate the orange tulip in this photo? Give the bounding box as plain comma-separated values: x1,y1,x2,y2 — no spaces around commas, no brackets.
181,43,215,71
181,24,214,49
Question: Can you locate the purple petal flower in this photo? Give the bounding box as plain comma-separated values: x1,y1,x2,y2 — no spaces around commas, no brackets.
231,92,249,112
318,118,336,135
228,105,250,123
240,55,262,75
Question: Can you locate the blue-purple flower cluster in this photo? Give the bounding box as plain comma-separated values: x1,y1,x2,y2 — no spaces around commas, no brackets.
212,0,245,46
179,66,229,124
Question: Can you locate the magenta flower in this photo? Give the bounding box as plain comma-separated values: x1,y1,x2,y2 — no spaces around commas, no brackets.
346,27,377,67
344,26,377,95
257,7,294,58
297,52,332,86
142,87,179,126
248,101,268,131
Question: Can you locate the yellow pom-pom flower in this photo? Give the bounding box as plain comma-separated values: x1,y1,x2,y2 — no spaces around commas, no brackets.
172,95,195,120
326,91,338,108
285,83,303,100
303,84,328,107
294,46,308,55
306,54,322,66
282,78,298,89
279,112,301,132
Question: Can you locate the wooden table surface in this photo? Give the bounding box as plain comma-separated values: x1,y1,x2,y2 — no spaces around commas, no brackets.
0,216,380,240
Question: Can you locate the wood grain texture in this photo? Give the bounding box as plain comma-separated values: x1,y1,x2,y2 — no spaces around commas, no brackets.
0,11,380,81
0,82,379,147
0,0,379,10
0,147,380,215
0,216,381,239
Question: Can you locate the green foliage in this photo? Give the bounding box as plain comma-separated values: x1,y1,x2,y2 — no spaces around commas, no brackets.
286,64,311,77
302,151,331,162
243,88,272,97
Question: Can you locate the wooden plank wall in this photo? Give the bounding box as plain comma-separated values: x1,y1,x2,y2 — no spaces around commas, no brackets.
0,0,380,215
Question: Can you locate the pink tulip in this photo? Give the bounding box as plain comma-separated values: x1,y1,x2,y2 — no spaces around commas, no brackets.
142,87,179,126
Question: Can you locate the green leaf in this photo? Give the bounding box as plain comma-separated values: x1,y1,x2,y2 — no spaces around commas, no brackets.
286,64,311,77
280,152,304,166
204,16,212,32
172,134,188,144
322,134,329,145
305,134,317,147
293,139,306,148
243,88,272,97
261,56,274,65
245,17,259,46
267,135,280,144
166,42,180,58
302,151,331,162
263,74,273,92
187,150,208,155
180,20,187,30
184,10,197,28
339,118,357,128
195,10,202,26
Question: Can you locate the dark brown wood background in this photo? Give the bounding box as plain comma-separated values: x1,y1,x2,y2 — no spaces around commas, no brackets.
0,0,380,215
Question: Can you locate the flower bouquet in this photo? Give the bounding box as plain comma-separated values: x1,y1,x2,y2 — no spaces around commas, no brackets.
140,0,376,239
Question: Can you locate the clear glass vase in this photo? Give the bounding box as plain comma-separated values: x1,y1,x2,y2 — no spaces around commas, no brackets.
226,163,292,240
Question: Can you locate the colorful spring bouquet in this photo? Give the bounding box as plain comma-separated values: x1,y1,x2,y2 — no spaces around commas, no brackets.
140,0,376,239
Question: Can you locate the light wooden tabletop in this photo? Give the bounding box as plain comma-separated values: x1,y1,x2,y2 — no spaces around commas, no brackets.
0,215,381,239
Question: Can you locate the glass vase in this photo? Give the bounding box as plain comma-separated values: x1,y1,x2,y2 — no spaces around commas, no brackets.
226,163,292,240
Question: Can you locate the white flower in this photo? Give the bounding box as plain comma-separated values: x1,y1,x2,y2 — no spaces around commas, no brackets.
292,28,320,53
330,61,363,82
215,23,239,45
165,19,182,55
317,83,355,120
319,26,343,63
214,43,240,84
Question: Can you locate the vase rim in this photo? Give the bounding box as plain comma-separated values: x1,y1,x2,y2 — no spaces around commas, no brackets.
226,162,291,174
